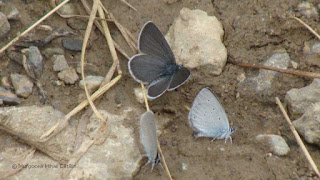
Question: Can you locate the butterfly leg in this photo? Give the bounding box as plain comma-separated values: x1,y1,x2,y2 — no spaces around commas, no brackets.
211,137,217,142
142,159,151,170
224,136,232,144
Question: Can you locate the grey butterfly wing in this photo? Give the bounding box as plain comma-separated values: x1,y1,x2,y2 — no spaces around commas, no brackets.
188,88,230,137
138,21,175,64
128,54,167,83
140,111,158,162
168,66,190,90
147,75,173,99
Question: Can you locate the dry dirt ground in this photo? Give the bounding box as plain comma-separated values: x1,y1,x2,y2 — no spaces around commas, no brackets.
1,0,320,179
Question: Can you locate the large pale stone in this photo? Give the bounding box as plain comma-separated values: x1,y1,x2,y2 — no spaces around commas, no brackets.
166,8,227,75
285,79,320,116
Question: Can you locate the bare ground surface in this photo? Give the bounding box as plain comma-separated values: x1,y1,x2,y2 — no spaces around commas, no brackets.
1,0,320,179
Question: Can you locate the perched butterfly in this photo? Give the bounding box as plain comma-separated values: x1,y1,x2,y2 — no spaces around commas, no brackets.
188,88,234,143
140,111,161,170
128,21,190,99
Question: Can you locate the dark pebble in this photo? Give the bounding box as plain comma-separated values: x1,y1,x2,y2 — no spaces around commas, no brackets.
62,39,86,51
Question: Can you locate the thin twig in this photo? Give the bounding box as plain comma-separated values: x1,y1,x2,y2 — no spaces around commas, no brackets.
290,16,320,41
0,0,70,54
141,84,173,180
275,97,320,178
119,0,137,12
233,62,320,79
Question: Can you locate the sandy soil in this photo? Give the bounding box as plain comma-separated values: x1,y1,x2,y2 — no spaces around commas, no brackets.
1,0,320,179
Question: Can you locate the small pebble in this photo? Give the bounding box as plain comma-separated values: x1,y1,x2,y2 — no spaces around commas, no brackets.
134,87,144,104
23,46,43,80
58,67,79,84
236,73,246,83
256,134,290,156
52,55,69,72
0,11,10,39
0,86,21,105
291,61,298,69
180,162,187,171
1,5,20,20
67,18,87,30
62,39,85,51
79,76,104,93
1,76,12,89
10,74,34,98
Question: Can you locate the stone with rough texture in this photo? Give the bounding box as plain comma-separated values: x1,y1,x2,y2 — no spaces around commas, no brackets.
293,102,320,147
69,110,141,179
0,106,76,163
79,76,104,93
58,67,79,84
303,40,320,67
238,52,290,101
52,55,69,72
1,5,20,20
10,74,34,98
285,78,320,116
297,2,318,19
0,11,10,39
165,8,227,75
256,134,290,156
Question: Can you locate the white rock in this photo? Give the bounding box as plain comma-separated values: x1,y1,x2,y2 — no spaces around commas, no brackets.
285,79,320,116
79,76,104,93
166,8,227,75
256,134,290,156
134,87,144,104
52,55,69,72
293,102,320,147
69,110,141,179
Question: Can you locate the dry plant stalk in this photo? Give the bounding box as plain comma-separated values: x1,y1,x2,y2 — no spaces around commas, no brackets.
0,0,70,54
234,62,320,79
119,0,137,11
290,16,320,40
275,97,320,178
